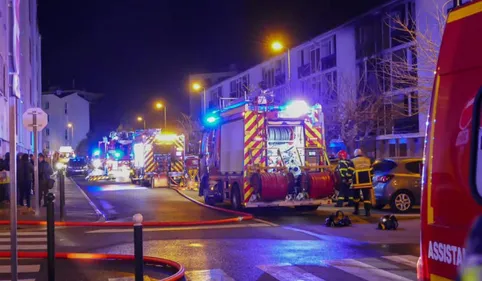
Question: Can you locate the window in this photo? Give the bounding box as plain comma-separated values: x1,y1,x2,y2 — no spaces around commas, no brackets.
373,159,398,173
399,138,408,157
64,102,68,114
229,75,249,98
29,79,33,106
320,36,335,57
46,128,50,136
46,141,50,149
310,48,320,74
44,101,49,110
405,160,422,175
65,129,68,140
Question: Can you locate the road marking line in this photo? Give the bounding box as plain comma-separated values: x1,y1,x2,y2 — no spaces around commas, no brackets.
0,237,47,242
0,232,46,236
253,218,279,227
184,269,235,281
0,264,40,273
326,259,412,281
85,223,270,234
382,255,418,268
258,264,325,281
0,245,47,250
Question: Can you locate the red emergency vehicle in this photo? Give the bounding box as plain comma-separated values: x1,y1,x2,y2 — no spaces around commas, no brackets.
199,95,334,210
418,1,482,280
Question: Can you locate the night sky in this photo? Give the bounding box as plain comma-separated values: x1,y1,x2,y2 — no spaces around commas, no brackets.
38,0,387,139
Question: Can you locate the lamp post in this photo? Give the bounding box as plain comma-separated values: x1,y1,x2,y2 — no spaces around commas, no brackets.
67,123,74,146
192,82,206,116
137,116,146,129
155,102,167,129
271,40,291,98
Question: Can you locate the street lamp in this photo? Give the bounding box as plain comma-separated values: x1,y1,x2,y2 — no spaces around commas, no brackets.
271,40,291,97
67,123,74,146
137,116,146,129
191,82,206,115
155,102,167,129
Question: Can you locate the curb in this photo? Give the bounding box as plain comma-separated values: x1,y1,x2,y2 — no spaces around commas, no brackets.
170,187,254,219
0,251,184,281
69,177,107,222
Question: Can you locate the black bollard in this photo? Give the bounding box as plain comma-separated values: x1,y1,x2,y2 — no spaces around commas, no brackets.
133,213,144,281
46,192,56,281
59,170,65,222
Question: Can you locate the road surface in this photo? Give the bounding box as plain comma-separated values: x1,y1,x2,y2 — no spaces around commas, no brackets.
1,177,421,280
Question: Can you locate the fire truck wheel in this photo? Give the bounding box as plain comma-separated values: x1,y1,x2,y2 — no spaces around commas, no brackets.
231,184,242,210
390,190,414,213
204,193,215,206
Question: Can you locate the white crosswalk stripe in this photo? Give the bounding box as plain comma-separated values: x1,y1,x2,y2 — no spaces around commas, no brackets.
183,255,419,281
0,231,47,251
0,258,42,281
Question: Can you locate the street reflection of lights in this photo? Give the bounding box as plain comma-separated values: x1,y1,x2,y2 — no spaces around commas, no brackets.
188,243,204,248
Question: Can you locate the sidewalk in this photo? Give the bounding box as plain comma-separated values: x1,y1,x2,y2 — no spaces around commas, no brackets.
0,177,101,222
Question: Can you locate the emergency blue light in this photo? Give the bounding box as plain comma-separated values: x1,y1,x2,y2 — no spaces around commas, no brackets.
206,116,217,123
114,151,121,159
93,149,101,157
282,100,310,118
203,111,220,127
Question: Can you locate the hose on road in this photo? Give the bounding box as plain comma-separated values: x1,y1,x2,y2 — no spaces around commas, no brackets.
0,251,185,281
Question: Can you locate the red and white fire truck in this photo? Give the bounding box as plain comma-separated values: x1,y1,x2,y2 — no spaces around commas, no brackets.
418,1,482,280
131,130,186,187
199,95,335,210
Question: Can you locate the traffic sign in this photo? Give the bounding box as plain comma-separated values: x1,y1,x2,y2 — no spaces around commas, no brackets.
22,107,48,132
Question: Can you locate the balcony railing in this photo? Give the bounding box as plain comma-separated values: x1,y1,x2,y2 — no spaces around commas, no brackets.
298,64,311,79
321,54,337,70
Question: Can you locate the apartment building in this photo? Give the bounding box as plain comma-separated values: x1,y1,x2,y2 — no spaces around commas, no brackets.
201,0,453,158
0,0,42,155
42,89,100,153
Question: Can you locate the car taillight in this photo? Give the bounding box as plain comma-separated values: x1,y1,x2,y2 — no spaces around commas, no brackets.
377,175,394,183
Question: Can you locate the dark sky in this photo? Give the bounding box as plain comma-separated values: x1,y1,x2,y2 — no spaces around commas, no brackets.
38,0,387,138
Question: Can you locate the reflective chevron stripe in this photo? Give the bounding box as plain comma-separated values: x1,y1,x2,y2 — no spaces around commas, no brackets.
243,111,265,203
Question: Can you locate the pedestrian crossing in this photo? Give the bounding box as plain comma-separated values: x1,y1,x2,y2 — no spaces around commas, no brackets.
0,258,42,281
0,230,46,251
184,255,419,281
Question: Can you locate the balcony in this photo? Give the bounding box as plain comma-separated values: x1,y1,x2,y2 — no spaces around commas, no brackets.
393,115,419,134
297,64,311,79
275,73,286,86
258,81,268,90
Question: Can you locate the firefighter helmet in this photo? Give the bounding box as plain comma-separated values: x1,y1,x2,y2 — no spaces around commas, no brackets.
354,149,363,157
337,150,348,160
377,214,399,230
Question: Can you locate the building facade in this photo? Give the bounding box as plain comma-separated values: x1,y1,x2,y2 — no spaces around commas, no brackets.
42,90,96,153
200,0,453,158
0,0,42,156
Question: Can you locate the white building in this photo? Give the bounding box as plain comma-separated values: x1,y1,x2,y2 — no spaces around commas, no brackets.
0,0,42,155
201,0,455,158
41,89,98,153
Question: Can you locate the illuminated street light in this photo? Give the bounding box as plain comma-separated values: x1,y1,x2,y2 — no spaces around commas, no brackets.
270,40,291,97
137,116,146,129
67,123,74,146
191,82,206,115
271,41,284,52
154,102,167,129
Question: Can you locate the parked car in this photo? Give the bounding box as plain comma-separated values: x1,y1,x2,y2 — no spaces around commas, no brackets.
372,157,422,213
66,157,89,177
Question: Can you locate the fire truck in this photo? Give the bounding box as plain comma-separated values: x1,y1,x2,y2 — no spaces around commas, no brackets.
131,130,186,187
96,131,134,173
418,1,482,280
199,95,335,210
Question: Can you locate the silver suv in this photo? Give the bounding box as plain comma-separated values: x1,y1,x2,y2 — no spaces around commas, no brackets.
372,158,422,213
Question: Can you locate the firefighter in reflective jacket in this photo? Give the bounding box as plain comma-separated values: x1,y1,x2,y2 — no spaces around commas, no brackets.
351,149,373,216
335,150,355,207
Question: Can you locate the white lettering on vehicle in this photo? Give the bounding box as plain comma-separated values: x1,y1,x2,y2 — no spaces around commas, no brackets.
428,241,466,266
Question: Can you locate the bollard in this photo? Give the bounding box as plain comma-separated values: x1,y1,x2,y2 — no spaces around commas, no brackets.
133,213,144,281
46,192,56,281
59,170,65,222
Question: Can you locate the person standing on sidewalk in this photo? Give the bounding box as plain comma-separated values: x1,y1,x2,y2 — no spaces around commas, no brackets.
38,153,53,207
17,153,34,211
351,149,373,217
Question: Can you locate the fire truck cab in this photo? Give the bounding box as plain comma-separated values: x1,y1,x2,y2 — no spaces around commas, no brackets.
418,1,482,280
199,96,335,210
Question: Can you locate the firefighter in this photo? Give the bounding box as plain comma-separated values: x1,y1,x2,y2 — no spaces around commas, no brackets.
334,150,355,207
351,148,373,216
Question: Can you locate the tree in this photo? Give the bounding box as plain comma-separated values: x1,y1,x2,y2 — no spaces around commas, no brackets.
75,138,90,157
380,0,449,122
177,113,202,154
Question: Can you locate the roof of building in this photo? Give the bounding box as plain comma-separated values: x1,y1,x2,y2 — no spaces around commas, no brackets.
42,89,103,103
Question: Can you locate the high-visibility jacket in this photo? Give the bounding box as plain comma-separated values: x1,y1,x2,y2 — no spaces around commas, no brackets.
335,159,355,183
351,156,372,189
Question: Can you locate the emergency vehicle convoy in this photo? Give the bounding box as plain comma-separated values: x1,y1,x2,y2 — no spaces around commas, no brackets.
418,1,482,280
198,95,335,210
